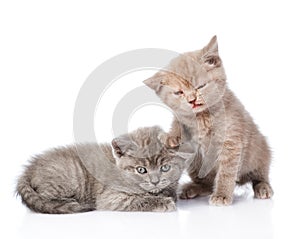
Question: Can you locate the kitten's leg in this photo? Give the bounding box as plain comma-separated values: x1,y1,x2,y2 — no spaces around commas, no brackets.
253,181,273,199
209,141,241,206
180,154,215,199
157,183,178,202
159,118,181,148
251,170,274,199
96,190,176,212
252,155,274,199
127,196,176,212
238,164,273,199
179,154,216,199
180,181,213,199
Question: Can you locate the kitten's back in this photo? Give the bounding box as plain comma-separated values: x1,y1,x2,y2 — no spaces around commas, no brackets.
16,143,111,214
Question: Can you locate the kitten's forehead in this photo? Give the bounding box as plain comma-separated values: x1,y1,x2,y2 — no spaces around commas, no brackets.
135,153,172,168
162,73,192,89
116,151,170,171
161,54,210,89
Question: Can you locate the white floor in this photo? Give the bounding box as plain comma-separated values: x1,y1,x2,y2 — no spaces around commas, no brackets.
2,182,298,239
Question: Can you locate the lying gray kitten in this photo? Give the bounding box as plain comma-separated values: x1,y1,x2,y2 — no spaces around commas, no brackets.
17,126,193,214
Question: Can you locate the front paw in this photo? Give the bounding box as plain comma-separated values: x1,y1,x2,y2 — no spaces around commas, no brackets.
158,133,180,148
153,198,177,212
180,182,212,199
180,182,202,199
209,194,233,206
165,200,177,212
158,189,178,202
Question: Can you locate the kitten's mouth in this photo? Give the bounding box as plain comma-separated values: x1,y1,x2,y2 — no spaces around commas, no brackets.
192,103,203,109
149,188,161,194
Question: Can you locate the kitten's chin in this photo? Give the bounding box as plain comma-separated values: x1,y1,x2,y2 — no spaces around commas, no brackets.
179,105,206,116
174,103,207,115
192,106,207,114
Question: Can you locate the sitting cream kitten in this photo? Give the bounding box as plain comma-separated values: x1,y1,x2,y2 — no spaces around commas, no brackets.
17,126,193,213
144,36,273,206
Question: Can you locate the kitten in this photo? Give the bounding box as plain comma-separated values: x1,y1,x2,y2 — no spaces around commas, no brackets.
144,36,273,206
17,126,193,213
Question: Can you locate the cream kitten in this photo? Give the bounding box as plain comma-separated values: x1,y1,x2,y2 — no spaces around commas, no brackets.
144,36,273,206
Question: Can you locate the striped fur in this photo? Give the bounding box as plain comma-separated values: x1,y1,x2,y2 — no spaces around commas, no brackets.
16,126,188,213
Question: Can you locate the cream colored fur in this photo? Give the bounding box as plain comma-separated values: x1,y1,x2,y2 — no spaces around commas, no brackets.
144,36,273,206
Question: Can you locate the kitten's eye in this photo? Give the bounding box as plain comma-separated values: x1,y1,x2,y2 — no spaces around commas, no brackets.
136,166,147,174
174,90,184,95
160,165,171,172
205,58,216,65
196,84,206,90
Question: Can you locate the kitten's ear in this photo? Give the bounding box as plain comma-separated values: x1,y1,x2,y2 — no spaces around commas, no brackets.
111,139,123,158
203,36,221,70
111,135,131,159
143,73,165,92
205,35,218,54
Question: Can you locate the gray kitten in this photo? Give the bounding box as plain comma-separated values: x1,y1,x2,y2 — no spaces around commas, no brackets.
144,36,273,206
17,126,192,213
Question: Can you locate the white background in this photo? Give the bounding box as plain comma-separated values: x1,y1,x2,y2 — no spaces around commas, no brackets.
1,1,299,239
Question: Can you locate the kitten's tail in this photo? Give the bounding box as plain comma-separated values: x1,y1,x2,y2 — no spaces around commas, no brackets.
16,174,95,214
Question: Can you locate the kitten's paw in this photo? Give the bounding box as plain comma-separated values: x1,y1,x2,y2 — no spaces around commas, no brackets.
165,200,177,212
158,133,180,148
209,194,233,206
153,198,176,212
180,182,203,199
254,182,274,199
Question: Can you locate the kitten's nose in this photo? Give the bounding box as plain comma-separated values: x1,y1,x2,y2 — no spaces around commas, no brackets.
187,94,196,104
188,98,196,104
152,181,159,186
150,177,160,186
